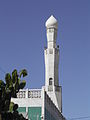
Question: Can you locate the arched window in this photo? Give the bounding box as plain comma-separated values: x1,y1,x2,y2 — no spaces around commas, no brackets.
49,78,53,85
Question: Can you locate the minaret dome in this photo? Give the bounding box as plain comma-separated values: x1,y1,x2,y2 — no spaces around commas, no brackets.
45,15,58,48
45,15,58,29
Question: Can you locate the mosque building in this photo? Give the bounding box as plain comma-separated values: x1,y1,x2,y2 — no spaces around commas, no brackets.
12,15,66,120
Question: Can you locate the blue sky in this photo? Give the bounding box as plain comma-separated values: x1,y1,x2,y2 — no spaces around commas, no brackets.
0,0,90,119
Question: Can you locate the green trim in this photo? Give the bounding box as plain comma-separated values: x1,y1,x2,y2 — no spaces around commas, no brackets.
18,107,26,113
28,107,41,120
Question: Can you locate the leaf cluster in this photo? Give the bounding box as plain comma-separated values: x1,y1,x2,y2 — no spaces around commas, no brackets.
0,69,28,120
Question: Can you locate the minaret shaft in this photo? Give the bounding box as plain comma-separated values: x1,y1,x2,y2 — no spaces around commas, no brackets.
46,28,57,48
44,47,59,87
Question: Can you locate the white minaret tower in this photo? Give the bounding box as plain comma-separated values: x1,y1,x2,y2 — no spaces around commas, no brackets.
45,15,59,87
44,15,62,112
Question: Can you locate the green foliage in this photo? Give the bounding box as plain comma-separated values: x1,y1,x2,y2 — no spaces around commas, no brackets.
19,69,28,77
19,80,26,89
0,69,28,120
9,102,14,112
5,73,11,85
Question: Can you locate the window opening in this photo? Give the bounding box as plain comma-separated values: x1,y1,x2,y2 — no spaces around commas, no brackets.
49,78,53,85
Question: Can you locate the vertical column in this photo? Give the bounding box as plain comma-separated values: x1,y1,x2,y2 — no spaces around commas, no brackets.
25,88,28,98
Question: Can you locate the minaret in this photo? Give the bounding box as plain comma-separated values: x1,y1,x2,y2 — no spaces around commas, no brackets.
44,15,62,112
45,15,59,88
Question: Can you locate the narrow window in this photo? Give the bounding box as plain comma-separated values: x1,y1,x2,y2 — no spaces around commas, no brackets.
49,78,53,85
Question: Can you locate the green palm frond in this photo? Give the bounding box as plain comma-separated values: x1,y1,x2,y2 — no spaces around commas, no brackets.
19,69,27,77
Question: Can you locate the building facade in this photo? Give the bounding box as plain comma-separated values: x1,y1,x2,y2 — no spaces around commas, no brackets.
12,15,66,120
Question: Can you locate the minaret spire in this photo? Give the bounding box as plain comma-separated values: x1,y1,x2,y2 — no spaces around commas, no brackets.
45,15,58,29
45,15,58,49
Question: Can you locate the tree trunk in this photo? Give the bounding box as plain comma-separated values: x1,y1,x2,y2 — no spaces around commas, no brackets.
0,114,2,120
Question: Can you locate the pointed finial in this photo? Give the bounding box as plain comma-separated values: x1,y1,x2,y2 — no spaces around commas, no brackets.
45,15,58,29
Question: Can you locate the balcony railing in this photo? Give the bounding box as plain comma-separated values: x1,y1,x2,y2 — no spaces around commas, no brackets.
17,89,41,98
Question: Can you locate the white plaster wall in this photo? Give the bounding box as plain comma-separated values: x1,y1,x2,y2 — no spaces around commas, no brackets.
46,86,62,113
11,98,42,107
